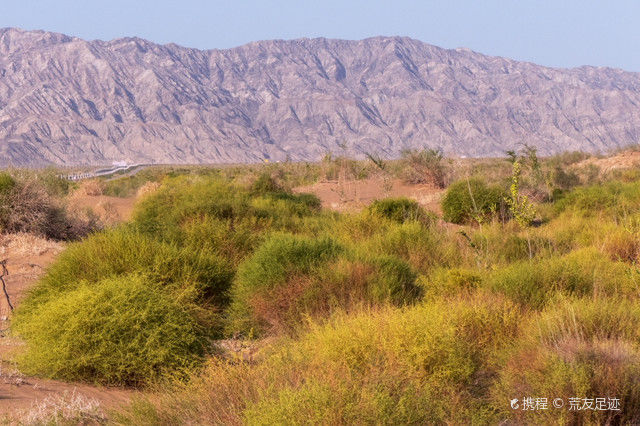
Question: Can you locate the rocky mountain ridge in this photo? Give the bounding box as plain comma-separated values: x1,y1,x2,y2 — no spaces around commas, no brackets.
1,27,640,166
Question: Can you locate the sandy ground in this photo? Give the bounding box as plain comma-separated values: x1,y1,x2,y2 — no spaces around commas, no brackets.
574,150,640,174
0,192,139,419
294,177,445,214
67,192,137,224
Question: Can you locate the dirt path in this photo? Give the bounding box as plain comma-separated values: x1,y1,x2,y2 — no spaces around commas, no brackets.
294,177,445,214
0,231,137,419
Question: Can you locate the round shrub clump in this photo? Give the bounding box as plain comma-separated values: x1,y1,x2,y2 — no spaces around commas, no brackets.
0,177,94,240
13,274,207,386
132,176,251,240
23,228,234,314
227,234,420,336
250,172,284,195
441,178,506,224
367,197,434,224
226,233,344,335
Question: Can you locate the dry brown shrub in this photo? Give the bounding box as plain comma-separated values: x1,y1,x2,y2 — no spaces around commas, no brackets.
0,232,64,258
17,390,106,425
399,149,448,188
97,200,121,224
79,179,104,196
603,231,640,263
0,179,100,240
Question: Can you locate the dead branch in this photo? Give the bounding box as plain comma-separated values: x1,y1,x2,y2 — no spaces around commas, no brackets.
0,259,13,312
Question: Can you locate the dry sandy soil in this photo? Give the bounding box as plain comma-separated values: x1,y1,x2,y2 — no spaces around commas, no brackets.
67,181,139,225
574,150,640,174
0,189,140,420
294,177,445,214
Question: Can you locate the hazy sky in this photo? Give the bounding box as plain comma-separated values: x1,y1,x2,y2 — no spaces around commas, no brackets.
1,1,639,71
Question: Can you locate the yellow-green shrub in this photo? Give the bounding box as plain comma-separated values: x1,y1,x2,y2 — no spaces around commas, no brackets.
22,227,233,315
13,274,207,386
492,298,640,424
553,179,640,219
133,175,324,245
366,197,435,224
0,172,16,195
115,295,521,424
363,221,459,273
487,248,635,309
420,267,483,299
132,176,250,241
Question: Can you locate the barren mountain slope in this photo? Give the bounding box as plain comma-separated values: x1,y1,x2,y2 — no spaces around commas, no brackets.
1,28,640,166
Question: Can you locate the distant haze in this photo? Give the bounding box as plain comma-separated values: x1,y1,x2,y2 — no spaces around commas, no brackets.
1,28,640,166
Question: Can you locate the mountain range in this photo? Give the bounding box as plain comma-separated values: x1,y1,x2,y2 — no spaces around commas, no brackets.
1,27,640,166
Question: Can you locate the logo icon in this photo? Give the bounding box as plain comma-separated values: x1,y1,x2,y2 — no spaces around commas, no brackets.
510,399,519,409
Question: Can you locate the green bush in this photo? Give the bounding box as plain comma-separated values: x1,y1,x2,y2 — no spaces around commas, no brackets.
115,296,520,424
133,175,322,244
13,274,207,386
37,168,73,197
21,227,233,325
250,193,321,222
250,172,284,195
552,165,581,190
441,178,506,224
226,234,344,335
553,180,640,219
554,182,617,214
420,267,482,299
181,215,263,264
226,234,420,336
133,176,250,240
367,197,434,224
364,221,457,272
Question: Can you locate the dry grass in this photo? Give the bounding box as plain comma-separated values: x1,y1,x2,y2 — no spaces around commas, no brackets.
0,233,64,259
13,390,106,425
135,181,161,199
78,180,105,197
